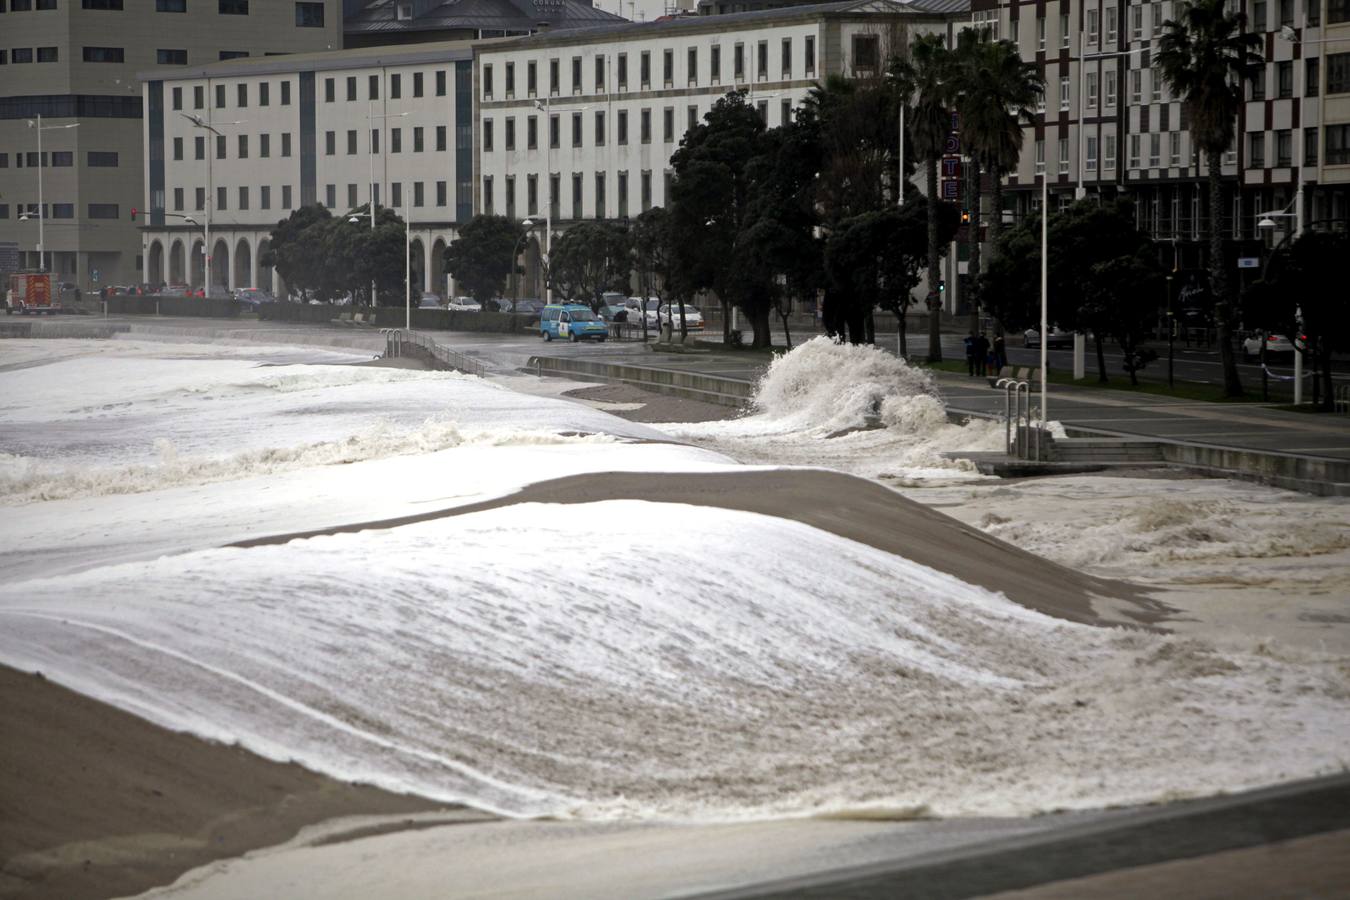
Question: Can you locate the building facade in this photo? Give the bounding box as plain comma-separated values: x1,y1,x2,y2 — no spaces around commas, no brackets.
140,41,475,297
1,0,342,289
476,0,970,297
970,0,1350,277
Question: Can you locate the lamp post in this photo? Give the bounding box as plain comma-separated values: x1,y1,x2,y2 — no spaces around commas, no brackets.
1257,208,1303,403
365,105,409,309
24,116,80,273
511,218,535,306
533,98,589,305
180,112,244,297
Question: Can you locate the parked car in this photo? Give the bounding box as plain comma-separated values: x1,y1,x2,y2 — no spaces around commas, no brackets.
513,299,544,316
1023,327,1075,349
540,303,608,342
418,292,443,309
164,283,193,296
600,303,631,322
484,298,514,312
447,296,482,312
233,287,273,308
1242,332,1298,361
656,302,704,331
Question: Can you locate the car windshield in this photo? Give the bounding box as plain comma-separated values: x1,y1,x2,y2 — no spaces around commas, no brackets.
569,309,598,322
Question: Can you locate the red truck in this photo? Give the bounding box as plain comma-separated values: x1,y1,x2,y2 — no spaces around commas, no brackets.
5,273,61,315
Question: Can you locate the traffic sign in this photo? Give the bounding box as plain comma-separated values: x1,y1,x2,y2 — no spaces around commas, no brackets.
91,268,101,282
1237,257,1260,269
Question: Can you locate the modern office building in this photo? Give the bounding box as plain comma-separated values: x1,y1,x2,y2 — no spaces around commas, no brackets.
139,41,474,297
0,0,343,289
969,0,1350,275
476,0,971,297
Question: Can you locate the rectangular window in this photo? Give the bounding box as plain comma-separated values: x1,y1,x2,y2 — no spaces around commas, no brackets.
618,171,628,218
595,110,605,146
1151,71,1162,103
781,37,791,77
195,136,205,159
325,184,335,208
1037,15,1045,50
347,184,357,209
689,104,699,132
1105,134,1117,169
805,35,815,75
414,72,423,97
1247,132,1265,167
346,130,356,154
734,43,744,80
506,62,515,97
347,76,357,101
505,117,515,151
711,45,721,83
51,204,73,220
1307,58,1320,96
483,176,494,215
87,151,118,166
157,49,186,65
780,98,791,125
1252,0,1267,29
436,70,446,96
172,87,183,110
1088,8,1099,44
82,0,123,8
36,46,57,62
664,48,674,86
237,84,247,107
261,186,271,210
1059,137,1070,173
325,77,336,102
238,134,248,158
196,187,205,210
216,84,226,107
1325,52,1349,93
282,81,292,105
1276,129,1292,166
260,133,270,157
1060,76,1070,110
1148,133,1160,167
173,137,184,160
282,185,292,208
641,108,651,143
527,116,537,150
435,125,446,151
571,173,582,219
295,1,323,27
391,73,402,99
1087,72,1099,109
51,151,72,166
218,186,227,210
1105,7,1117,42
195,85,205,109
1086,135,1098,172
1131,70,1142,104
617,53,627,89
1129,134,1140,168
1106,70,1118,107
436,181,447,206
173,188,184,211
595,172,605,219
1305,126,1318,166
1061,11,1071,47
641,51,651,88
484,64,494,99
325,131,336,155
550,173,560,220
573,55,583,93
1131,5,1142,39
259,82,270,106
82,47,124,63
238,186,249,210
851,35,877,73
641,170,652,211
572,111,582,147
391,127,402,153
219,0,247,12
157,0,187,9
219,51,247,60
369,74,379,100
484,119,494,152
1170,131,1181,166
756,99,767,123
1250,66,1266,100
414,181,424,207
392,182,402,208
549,114,559,148
1277,60,1293,98
281,133,291,157
689,47,698,84
88,204,119,219
663,106,674,142
596,54,605,91
527,60,537,96
618,109,628,145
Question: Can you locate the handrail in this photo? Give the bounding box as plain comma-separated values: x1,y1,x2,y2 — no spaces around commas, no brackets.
381,327,484,377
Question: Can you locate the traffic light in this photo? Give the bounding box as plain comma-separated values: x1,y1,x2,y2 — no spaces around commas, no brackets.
959,210,971,225
130,207,138,220
938,279,946,293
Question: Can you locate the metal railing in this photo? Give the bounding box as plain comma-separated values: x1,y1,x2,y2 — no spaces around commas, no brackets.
996,378,1047,461
381,327,484,377
1336,383,1350,415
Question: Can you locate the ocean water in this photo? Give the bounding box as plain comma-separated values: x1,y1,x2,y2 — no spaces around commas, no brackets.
2,335,1348,824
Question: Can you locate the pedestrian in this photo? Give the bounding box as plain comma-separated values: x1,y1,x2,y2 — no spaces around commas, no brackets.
993,334,1007,371
98,286,108,302
964,333,976,376
973,333,991,377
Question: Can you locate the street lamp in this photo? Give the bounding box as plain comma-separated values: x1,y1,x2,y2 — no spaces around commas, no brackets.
364,105,409,310
533,98,589,304
24,116,80,273
512,218,535,306
181,112,244,297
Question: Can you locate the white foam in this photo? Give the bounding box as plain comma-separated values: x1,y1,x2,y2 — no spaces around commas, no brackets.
2,501,1347,823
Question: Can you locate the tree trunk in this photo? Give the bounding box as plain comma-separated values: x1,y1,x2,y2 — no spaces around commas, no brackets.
779,306,793,350
864,309,875,345
925,154,943,363
1095,334,1108,384
750,306,772,349
1209,150,1243,397
899,310,908,359
988,169,1003,258
1319,341,1334,411
721,297,732,343
966,157,983,337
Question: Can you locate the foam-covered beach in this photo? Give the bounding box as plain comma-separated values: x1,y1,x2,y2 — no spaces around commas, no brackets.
2,334,1347,898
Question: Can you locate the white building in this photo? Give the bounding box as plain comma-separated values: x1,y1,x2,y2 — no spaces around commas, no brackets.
139,41,475,297
475,0,971,297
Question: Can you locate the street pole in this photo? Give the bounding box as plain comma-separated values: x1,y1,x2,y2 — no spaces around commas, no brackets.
1166,273,1174,389
405,219,411,330
1040,172,1048,437
369,100,377,309
544,96,553,304
36,114,44,272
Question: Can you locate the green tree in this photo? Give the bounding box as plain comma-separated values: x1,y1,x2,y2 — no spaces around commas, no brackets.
263,204,342,301
630,207,675,342
1245,230,1350,410
444,214,526,306
1083,253,1165,385
953,28,1043,334
547,222,631,312
331,205,411,306
894,34,955,362
1156,0,1262,397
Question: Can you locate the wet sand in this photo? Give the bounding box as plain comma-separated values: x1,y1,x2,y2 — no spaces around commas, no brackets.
0,666,454,900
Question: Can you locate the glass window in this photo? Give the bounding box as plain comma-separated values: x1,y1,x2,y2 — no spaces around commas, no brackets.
87,151,118,166
294,1,323,27
435,125,445,151
237,83,247,107
157,0,187,10
88,203,119,219
711,45,721,82
1276,129,1292,166
218,0,247,13
1247,132,1265,167
414,72,423,97
259,82,270,106
391,73,402,99
595,110,605,145
157,49,185,65
82,47,125,62
1307,58,1320,97
664,48,674,85
689,47,698,84
1327,52,1350,93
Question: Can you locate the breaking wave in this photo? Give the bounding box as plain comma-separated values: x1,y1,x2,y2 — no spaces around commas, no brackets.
664,337,1003,482
0,422,617,505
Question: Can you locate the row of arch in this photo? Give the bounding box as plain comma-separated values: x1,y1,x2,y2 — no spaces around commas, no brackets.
145,231,458,298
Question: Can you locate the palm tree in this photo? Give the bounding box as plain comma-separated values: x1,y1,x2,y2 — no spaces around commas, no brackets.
900,33,953,363
1156,0,1261,397
953,27,1043,336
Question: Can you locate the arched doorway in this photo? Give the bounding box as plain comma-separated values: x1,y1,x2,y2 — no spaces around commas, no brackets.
190,240,205,289
234,238,252,290
430,237,448,298
256,239,274,295
210,239,230,296
148,241,165,288
169,240,186,285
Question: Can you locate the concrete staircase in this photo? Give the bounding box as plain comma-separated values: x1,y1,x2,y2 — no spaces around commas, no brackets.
1046,437,1165,463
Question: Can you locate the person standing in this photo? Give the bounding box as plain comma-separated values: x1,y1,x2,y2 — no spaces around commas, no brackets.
993,334,1007,371
964,333,976,376
973,333,991,377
